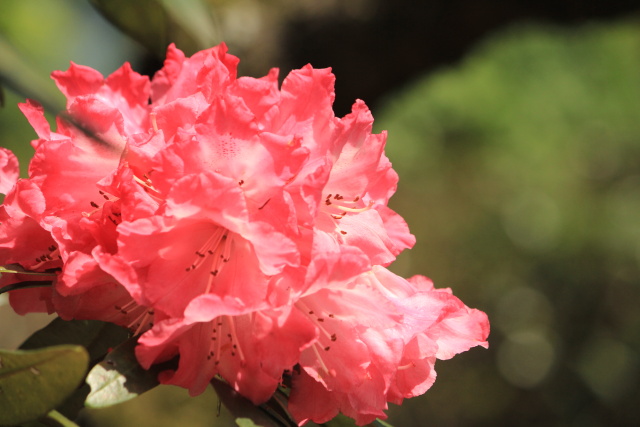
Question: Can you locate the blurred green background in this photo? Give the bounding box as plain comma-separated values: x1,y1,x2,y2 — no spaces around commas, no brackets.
1,1,640,426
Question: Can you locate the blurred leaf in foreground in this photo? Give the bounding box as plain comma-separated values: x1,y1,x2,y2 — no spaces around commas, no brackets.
89,0,218,58
0,345,88,425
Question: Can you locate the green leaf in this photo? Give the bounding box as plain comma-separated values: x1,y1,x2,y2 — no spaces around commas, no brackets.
211,377,295,427
88,0,212,58
322,414,395,427
158,0,219,49
20,318,129,363
0,345,89,425
0,34,65,114
235,418,261,427
19,318,131,420
85,336,167,408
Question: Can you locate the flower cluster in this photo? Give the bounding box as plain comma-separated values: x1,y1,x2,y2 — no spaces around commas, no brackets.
0,44,489,425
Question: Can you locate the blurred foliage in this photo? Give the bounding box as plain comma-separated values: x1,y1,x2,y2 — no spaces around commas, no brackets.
379,18,640,426
0,345,89,425
0,0,142,177
89,0,219,59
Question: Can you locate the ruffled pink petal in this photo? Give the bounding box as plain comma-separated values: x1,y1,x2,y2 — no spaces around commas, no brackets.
112,215,273,317
0,148,19,195
151,43,187,103
272,65,335,140
289,369,341,425
52,62,104,106
8,286,54,315
151,43,238,105
377,205,416,254
0,180,55,269
138,298,316,402
231,68,280,126
104,62,151,134
18,100,52,141
28,138,118,222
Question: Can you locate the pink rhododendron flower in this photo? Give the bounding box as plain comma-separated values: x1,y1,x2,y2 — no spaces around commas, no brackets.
0,147,19,195
0,42,489,426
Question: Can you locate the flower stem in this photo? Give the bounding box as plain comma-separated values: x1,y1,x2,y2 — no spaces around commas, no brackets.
43,410,80,427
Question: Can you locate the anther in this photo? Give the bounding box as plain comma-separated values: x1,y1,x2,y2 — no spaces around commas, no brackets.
258,198,271,210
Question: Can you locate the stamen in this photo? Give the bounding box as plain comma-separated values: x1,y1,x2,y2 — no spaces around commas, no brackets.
297,301,336,342
398,362,417,371
118,302,155,336
331,201,374,213
258,198,271,210
227,316,246,364
311,343,334,377
150,112,159,133
30,246,62,270
115,300,138,314
132,175,162,200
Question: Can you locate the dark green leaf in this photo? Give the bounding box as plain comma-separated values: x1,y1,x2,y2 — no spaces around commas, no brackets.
85,336,168,408
88,0,211,58
20,318,129,363
0,345,89,425
19,318,130,419
158,0,219,49
211,377,295,427
322,414,395,427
